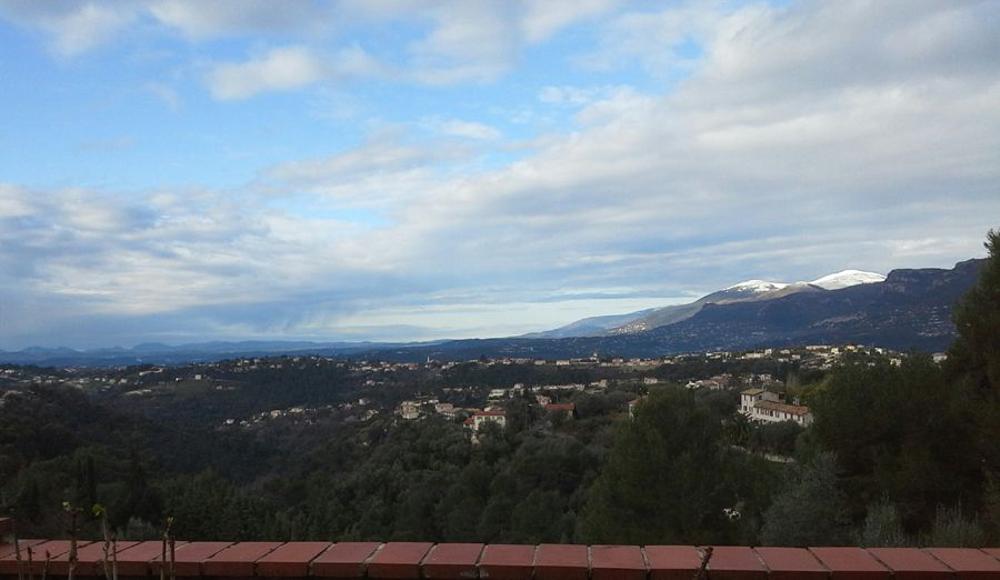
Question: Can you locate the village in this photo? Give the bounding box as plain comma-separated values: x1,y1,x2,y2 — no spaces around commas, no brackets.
0,343,928,442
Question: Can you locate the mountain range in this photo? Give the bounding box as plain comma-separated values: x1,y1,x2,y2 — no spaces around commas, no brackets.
526,269,888,338
0,260,984,366
367,259,983,361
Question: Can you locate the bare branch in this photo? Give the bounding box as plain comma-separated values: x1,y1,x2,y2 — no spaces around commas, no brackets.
694,546,713,580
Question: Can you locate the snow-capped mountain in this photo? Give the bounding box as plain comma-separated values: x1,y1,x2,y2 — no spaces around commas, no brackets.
724,280,790,293
809,269,886,290
421,259,987,360
532,268,889,338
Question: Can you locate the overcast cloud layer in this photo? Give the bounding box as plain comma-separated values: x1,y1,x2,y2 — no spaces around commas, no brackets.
1,0,998,349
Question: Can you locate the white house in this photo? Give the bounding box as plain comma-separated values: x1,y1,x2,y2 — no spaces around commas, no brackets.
398,400,421,420
488,388,508,401
470,410,507,430
740,388,813,427
464,409,507,443
544,402,576,419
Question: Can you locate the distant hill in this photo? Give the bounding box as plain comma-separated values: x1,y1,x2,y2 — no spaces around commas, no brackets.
0,340,436,367
520,309,656,338
362,259,983,361
0,261,980,367
530,269,885,338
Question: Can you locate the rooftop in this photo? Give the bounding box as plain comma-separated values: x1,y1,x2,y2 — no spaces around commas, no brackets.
754,400,811,416
1,520,999,580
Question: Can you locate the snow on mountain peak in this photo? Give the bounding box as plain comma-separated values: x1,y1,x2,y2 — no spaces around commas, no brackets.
725,279,790,293
810,269,886,290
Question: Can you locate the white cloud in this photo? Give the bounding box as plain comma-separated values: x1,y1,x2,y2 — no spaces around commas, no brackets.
520,0,621,43
0,0,137,56
147,0,328,38
580,1,723,73
538,85,625,107
0,184,34,218
50,2,134,55
144,81,181,110
2,1,1000,348
207,46,328,100
206,45,388,100
435,119,502,140
250,0,1000,332
0,0,616,87
262,131,474,212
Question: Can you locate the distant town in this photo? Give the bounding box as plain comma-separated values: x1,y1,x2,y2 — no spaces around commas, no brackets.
1,343,932,445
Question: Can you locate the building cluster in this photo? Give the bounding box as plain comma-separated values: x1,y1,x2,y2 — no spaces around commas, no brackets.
684,373,733,390
396,388,580,443
4,343,928,440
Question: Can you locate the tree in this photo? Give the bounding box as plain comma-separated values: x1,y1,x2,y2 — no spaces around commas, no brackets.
760,453,851,546
946,228,1000,536
113,451,162,529
856,498,909,547
579,387,748,544
72,456,97,511
15,477,42,522
808,355,980,527
948,228,1000,399
749,421,802,457
925,505,986,547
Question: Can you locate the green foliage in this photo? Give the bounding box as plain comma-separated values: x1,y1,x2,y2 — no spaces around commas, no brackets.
748,421,802,457
924,505,986,547
947,228,1000,535
760,453,851,546
808,355,981,527
579,387,776,544
5,236,1000,548
948,229,1000,398
983,472,1000,541
856,498,910,547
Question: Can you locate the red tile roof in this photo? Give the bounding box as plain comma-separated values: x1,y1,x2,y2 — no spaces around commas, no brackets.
0,529,997,580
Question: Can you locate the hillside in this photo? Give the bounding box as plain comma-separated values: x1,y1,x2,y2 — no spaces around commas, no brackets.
380,259,984,361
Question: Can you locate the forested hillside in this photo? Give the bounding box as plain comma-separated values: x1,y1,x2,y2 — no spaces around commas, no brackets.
2,232,998,547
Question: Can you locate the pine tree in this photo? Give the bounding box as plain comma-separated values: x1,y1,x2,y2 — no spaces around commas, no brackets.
948,229,1000,397
760,453,851,546
579,388,740,544
115,451,162,529
946,228,1000,538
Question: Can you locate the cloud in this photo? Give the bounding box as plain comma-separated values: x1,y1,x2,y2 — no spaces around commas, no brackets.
2,1,1000,348
0,0,137,56
520,0,622,43
0,0,617,88
147,0,329,38
258,1,1000,320
144,82,181,110
206,46,329,100
579,1,722,74
538,85,624,107
261,131,475,213
433,119,502,141
391,0,616,84
206,45,388,100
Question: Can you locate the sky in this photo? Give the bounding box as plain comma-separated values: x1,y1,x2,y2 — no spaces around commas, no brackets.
0,0,999,350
